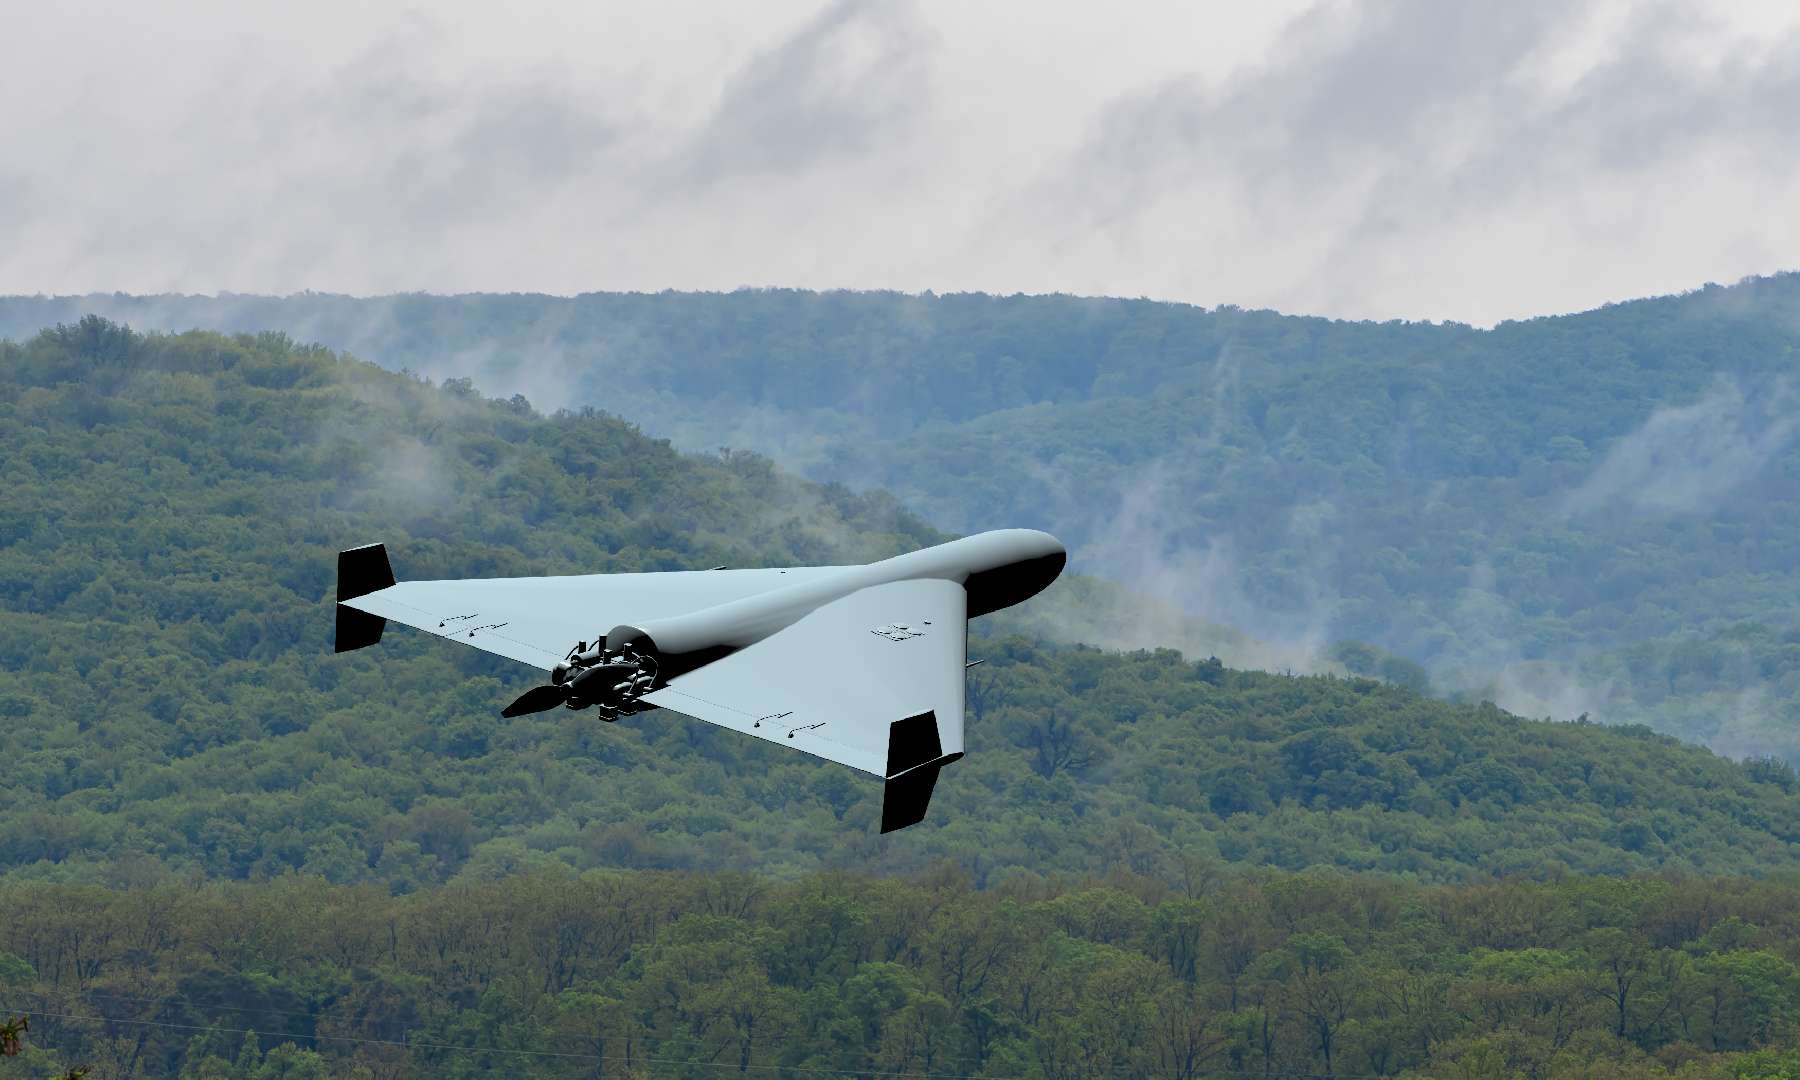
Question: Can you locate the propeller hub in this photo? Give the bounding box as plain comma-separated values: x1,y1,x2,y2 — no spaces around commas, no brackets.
504,642,659,719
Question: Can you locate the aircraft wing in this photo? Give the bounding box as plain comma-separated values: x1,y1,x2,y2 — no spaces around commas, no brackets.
337,549,848,668
643,577,968,832
331,529,1067,833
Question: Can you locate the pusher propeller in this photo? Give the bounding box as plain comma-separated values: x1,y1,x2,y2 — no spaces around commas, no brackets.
501,684,571,717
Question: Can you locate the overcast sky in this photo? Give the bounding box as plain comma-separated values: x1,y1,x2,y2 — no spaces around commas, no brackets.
4,0,1797,325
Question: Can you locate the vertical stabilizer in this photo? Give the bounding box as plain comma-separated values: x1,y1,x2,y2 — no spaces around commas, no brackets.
881,761,945,833
334,544,395,653
879,710,964,833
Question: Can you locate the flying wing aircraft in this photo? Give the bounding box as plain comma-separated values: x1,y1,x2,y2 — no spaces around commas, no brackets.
332,530,1065,832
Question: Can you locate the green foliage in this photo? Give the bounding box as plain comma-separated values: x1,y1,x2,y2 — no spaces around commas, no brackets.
0,1045,66,1080
0,290,1471,440
9,870,1800,1078
0,318,943,887
841,280,1800,674
1731,1049,1800,1080
947,639,1800,881
1332,638,1433,692
19,281,1800,758
829,277,1800,758
0,957,32,989
6,318,1800,889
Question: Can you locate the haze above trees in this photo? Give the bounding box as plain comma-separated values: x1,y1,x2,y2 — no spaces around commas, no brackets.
3,321,1798,894
8,314,1800,1079
12,278,1800,759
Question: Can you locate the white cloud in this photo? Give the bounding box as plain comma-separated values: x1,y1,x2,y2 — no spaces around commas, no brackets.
3,0,1799,324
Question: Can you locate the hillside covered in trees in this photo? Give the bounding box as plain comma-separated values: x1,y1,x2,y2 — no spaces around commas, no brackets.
16,281,1800,759
10,869,1800,1079
3,319,1800,895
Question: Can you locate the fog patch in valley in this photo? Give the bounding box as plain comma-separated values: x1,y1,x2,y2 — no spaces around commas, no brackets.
998,375,1800,765
1427,382,1800,760
1561,376,1800,516
21,294,1800,762
1070,460,1342,668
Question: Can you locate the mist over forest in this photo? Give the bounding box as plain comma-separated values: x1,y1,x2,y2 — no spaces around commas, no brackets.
12,277,1800,761
10,307,1800,1079
13,320,1791,891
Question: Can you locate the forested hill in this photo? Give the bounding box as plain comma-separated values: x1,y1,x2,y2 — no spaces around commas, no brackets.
13,280,1800,762
0,290,1474,439
5,319,1800,891
15,871,1800,1080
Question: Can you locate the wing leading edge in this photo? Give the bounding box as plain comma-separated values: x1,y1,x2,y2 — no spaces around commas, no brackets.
336,547,848,667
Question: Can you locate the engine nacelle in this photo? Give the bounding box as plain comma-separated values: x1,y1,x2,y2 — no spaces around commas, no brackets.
555,643,658,719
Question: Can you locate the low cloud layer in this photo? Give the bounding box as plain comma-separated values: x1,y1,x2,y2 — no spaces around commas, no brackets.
5,0,1799,324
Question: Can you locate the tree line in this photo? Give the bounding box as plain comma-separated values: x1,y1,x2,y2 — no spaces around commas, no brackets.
9,868,1800,1078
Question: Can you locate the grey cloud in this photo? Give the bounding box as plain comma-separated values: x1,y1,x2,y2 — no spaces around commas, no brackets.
9,1,1799,314
1053,1,1800,288
1061,3,1554,217
0,40,635,295
675,0,933,186
41,4,935,290
254,57,623,234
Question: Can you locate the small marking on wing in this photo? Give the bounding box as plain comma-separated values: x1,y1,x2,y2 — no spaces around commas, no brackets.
754,711,793,730
439,613,480,628
787,722,827,740
872,624,925,641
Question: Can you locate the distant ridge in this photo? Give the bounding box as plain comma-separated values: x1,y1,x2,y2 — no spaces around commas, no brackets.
4,317,1800,889
11,280,1800,762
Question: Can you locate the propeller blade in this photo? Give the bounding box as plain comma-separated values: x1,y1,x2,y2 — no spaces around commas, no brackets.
501,684,570,718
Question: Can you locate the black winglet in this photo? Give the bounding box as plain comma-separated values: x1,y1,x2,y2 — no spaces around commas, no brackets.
338,544,396,601
334,544,397,654
880,712,960,832
335,605,386,653
880,751,964,834
886,712,943,777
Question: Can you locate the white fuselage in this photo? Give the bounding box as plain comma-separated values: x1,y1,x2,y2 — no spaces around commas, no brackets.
610,528,1066,658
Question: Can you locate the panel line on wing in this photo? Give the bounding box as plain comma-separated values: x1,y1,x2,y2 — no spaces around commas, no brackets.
349,594,569,664
469,630,569,662
654,687,762,721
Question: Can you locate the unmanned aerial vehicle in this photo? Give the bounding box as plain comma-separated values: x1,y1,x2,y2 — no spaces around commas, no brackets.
332,530,1065,832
